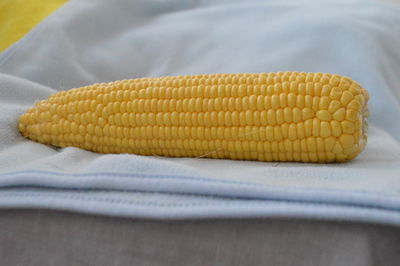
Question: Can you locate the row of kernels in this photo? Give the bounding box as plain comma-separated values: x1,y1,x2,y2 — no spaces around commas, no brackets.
51,93,325,114
67,134,357,160
89,144,343,163
52,73,357,103
40,130,353,162
102,78,332,97
103,109,354,128
55,132,338,153
100,72,353,95
60,111,98,125
48,89,98,104
26,108,361,144
52,87,361,115
31,113,358,148
53,100,97,115
102,83,345,100
96,96,339,114
123,73,275,89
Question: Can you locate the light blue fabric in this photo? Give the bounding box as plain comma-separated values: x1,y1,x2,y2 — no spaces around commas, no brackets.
1,0,400,225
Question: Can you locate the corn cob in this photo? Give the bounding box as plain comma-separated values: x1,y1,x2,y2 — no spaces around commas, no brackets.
18,72,369,163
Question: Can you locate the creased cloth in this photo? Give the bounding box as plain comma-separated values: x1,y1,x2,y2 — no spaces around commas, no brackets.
0,0,400,225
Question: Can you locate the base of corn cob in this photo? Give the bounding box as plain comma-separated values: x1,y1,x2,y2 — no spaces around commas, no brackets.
19,72,369,163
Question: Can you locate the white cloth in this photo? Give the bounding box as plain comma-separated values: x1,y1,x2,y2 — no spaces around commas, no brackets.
1,0,400,224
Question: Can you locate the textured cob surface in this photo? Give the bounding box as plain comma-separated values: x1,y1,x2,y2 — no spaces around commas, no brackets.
19,72,369,163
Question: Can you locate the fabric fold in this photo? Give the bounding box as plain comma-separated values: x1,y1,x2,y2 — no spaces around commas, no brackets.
0,0,400,225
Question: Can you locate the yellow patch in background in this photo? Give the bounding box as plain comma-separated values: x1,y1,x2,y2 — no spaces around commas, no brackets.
0,0,68,52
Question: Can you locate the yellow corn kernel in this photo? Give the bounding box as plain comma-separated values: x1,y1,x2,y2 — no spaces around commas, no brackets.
346,109,359,121
284,107,292,122
302,108,314,120
307,138,317,152
328,100,342,113
329,87,342,100
316,138,324,151
288,124,297,140
312,97,320,112
331,120,342,137
304,119,313,137
333,108,346,121
319,96,331,109
324,137,335,151
341,121,355,134
276,109,284,124
288,93,296,107
320,121,331,138
305,95,313,108
296,122,305,139
340,91,354,106
316,110,332,121
292,107,302,123
339,134,355,149
332,142,343,154
19,72,369,163
312,118,320,137
348,100,362,111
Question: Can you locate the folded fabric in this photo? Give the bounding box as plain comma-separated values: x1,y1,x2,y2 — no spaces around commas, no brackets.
0,0,400,225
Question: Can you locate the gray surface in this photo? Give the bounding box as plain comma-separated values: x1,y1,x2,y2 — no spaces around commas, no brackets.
1,210,400,266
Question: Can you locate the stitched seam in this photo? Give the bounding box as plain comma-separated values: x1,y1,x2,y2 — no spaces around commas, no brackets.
0,191,399,212
3,185,238,200
0,170,254,185
2,183,400,212
1,170,399,201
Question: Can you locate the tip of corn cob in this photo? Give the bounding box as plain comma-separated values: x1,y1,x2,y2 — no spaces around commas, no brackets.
18,72,369,163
